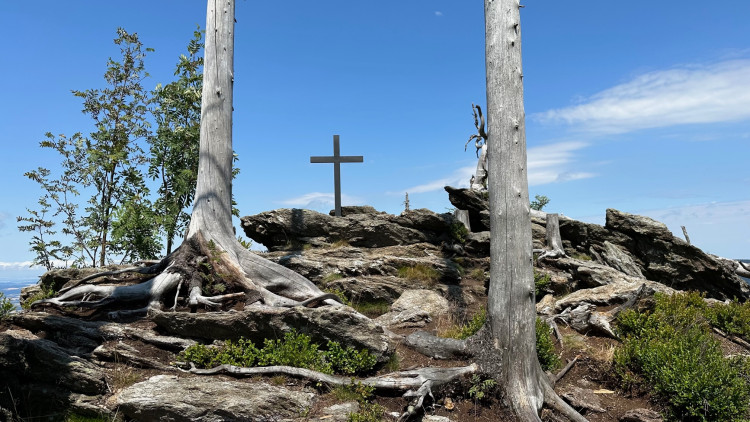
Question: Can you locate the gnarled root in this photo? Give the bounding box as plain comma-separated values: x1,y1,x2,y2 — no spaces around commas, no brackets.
31,231,344,318
188,363,478,420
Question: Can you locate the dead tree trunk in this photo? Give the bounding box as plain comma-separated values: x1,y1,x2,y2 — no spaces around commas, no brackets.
483,1,585,420
33,0,336,315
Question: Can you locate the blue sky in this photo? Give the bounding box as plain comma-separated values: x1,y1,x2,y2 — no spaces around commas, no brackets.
1,1,749,281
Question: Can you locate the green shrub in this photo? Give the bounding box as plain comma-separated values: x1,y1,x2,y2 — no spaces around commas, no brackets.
534,270,552,298
535,318,560,371
179,330,378,376
325,341,378,375
20,285,56,309
449,221,469,244
614,292,750,421
441,307,486,340
706,299,750,340
333,383,384,422
0,292,14,318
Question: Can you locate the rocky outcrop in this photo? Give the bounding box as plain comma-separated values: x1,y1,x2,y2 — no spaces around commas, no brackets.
0,329,107,418
560,209,749,300
115,375,314,421
444,186,491,232
241,207,461,251
151,305,393,361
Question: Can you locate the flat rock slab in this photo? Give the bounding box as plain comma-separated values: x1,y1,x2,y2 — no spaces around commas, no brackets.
116,375,314,422
619,408,663,422
152,305,393,361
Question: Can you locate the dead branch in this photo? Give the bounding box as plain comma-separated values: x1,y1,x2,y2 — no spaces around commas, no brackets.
549,356,579,386
712,327,750,352
188,363,478,420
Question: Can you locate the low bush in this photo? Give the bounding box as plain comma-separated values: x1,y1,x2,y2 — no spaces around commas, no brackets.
441,307,486,340
706,298,750,340
179,330,377,376
0,292,14,318
534,270,551,298
20,285,56,309
535,318,560,371
614,292,750,421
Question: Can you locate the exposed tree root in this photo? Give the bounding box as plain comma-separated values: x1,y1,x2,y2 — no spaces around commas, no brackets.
188,363,478,420
403,331,471,360
31,232,341,318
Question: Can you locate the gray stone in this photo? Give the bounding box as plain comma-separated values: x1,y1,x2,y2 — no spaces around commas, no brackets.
152,305,393,362
554,280,675,312
241,208,457,251
311,402,359,422
116,375,314,422
375,289,449,328
0,329,107,418
559,209,749,300
598,241,645,278
423,416,453,422
620,408,663,422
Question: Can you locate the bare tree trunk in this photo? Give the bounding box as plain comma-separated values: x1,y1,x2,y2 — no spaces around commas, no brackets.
484,2,585,420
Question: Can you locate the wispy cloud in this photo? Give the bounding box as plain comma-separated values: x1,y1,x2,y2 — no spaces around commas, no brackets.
397,141,594,195
434,11,444,17
399,165,473,194
527,141,594,185
0,261,39,270
533,59,750,134
278,192,365,209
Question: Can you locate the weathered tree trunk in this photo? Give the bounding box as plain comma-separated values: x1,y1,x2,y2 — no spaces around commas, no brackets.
471,144,488,190
34,0,338,314
484,2,585,420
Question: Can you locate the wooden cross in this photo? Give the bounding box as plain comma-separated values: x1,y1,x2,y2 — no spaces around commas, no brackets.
310,135,364,217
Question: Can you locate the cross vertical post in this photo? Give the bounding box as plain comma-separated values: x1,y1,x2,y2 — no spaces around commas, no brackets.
310,135,364,217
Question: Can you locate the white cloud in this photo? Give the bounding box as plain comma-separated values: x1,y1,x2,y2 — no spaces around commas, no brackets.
0,261,41,270
397,141,594,195
434,11,443,17
533,59,750,134
399,165,473,194
527,141,594,185
278,192,365,210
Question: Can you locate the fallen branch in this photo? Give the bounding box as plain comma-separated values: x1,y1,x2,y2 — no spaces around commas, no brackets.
712,327,750,352
549,356,578,386
189,362,478,420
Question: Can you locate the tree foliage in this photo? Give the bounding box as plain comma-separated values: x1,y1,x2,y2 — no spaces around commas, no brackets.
150,28,204,254
20,28,215,267
530,194,550,211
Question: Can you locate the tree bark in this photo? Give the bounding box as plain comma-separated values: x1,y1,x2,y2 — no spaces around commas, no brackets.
484,2,585,420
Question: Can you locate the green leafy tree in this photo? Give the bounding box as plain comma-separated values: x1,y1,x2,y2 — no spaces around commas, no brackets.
22,29,159,267
23,134,97,266
530,194,550,211
150,28,204,254
73,28,156,266
16,193,72,270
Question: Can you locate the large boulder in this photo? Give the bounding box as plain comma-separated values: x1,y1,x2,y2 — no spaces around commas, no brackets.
560,209,749,300
151,305,393,362
0,329,107,418
116,375,314,422
241,208,458,251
